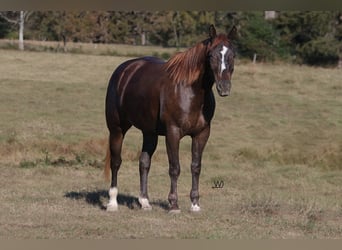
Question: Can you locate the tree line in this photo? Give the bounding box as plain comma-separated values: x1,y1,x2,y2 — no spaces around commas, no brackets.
0,11,341,66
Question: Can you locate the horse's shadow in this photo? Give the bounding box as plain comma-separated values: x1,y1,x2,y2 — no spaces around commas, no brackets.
64,190,169,211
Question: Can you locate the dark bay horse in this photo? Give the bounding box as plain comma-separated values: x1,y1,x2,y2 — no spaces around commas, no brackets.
104,25,237,213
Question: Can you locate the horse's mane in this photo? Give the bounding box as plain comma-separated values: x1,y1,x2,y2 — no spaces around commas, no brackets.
164,40,209,85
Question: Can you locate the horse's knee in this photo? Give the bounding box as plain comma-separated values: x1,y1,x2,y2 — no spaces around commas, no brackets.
169,166,180,178
111,157,122,169
191,162,201,175
139,152,151,167
139,152,151,170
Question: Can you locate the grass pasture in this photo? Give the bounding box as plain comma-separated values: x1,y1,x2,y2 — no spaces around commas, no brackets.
0,39,182,59
0,48,341,239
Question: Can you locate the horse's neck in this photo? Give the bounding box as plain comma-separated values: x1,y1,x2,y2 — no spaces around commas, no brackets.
198,64,215,93
189,68,215,110
192,69,216,121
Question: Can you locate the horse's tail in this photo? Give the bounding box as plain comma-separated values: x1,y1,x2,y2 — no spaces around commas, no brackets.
104,141,111,182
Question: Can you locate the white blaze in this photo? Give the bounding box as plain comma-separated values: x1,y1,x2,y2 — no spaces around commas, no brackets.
220,45,228,76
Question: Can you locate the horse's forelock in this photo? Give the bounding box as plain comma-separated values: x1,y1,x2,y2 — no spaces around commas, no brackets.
209,34,232,49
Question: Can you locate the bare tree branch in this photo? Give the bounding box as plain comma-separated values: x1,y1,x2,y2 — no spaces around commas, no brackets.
0,12,19,24
24,11,34,21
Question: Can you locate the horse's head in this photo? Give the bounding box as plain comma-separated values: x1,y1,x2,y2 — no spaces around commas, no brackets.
206,25,237,97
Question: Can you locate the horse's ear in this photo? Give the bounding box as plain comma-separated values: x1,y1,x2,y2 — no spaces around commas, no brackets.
227,25,237,40
209,24,217,39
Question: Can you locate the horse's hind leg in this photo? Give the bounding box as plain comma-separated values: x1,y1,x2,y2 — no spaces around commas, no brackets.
138,134,158,210
106,126,128,212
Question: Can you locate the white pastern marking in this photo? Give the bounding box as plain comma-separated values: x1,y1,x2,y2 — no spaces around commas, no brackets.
139,197,152,210
109,187,118,199
220,45,228,76
190,204,201,212
107,187,118,212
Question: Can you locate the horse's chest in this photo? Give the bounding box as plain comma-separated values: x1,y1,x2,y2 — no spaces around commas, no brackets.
168,101,208,135
161,106,207,134
180,111,207,134
161,85,213,135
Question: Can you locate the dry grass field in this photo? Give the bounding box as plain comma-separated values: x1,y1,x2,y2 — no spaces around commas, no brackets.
0,39,182,59
0,47,341,239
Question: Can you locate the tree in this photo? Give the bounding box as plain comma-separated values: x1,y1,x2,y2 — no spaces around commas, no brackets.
234,11,281,61
29,11,91,51
145,11,174,47
274,11,340,66
0,11,32,50
88,11,111,43
1,11,340,67
300,37,339,66
0,14,11,38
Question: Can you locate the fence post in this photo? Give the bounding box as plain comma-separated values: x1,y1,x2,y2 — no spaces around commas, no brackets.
253,53,257,64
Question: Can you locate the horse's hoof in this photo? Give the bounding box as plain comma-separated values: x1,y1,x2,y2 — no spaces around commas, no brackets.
190,204,201,212
139,197,152,210
168,204,181,214
168,209,181,214
141,203,152,211
106,203,118,212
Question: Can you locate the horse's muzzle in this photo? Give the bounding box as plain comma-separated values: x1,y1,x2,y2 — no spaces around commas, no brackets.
216,81,231,97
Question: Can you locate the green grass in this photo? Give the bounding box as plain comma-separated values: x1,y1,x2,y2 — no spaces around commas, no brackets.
0,49,341,239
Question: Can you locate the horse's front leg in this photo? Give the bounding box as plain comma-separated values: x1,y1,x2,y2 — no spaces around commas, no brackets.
165,126,181,213
190,126,210,212
138,133,158,210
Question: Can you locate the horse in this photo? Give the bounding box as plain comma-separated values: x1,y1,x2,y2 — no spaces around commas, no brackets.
104,24,237,213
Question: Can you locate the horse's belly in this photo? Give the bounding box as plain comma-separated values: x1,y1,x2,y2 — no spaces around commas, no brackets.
121,91,160,133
